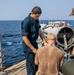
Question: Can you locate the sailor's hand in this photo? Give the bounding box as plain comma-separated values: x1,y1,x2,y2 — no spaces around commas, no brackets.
32,48,37,54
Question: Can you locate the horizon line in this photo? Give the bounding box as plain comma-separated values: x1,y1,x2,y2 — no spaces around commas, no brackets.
0,19,74,21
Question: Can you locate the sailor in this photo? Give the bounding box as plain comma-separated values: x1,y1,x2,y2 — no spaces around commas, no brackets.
21,6,45,75
35,33,64,75
69,7,74,55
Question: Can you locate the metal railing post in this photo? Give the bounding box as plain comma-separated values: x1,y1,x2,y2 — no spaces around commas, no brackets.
0,37,2,71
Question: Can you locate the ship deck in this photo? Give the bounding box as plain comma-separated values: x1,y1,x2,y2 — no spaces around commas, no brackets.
0,59,27,75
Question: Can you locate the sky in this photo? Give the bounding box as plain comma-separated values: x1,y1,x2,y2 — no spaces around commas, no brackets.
0,0,74,20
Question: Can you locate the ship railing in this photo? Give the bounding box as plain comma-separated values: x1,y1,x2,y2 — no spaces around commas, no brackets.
0,34,26,72
0,37,3,71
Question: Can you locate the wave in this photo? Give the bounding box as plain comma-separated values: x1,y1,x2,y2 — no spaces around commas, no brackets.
6,42,12,45
2,41,22,46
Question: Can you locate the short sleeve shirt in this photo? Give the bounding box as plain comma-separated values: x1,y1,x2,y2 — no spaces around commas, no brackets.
35,46,64,75
21,14,41,52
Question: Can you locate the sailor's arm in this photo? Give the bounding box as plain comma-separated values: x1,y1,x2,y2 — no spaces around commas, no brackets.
39,28,47,45
21,21,37,54
60,53,64,71
72,47,74,55
35,51,39,65
22,36,37,54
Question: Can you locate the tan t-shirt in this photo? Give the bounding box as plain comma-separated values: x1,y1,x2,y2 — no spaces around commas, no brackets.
35,45,64,75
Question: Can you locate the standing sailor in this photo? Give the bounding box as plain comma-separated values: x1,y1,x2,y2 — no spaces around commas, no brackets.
21,6,45,75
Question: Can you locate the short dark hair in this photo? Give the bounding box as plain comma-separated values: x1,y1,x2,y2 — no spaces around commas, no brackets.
31,6,42,14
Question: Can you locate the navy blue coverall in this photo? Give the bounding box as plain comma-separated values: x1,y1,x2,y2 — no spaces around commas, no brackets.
21,14,41,75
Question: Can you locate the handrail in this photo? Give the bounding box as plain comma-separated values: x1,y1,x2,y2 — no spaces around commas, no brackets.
0,34,21,38
0,35,26,71
0,34,27,75
3,54,25,58
0,38,3,71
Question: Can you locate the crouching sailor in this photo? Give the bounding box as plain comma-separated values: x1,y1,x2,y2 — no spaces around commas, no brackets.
35,33,64,75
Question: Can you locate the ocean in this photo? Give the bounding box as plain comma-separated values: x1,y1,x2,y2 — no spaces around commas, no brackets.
0,20,74,67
